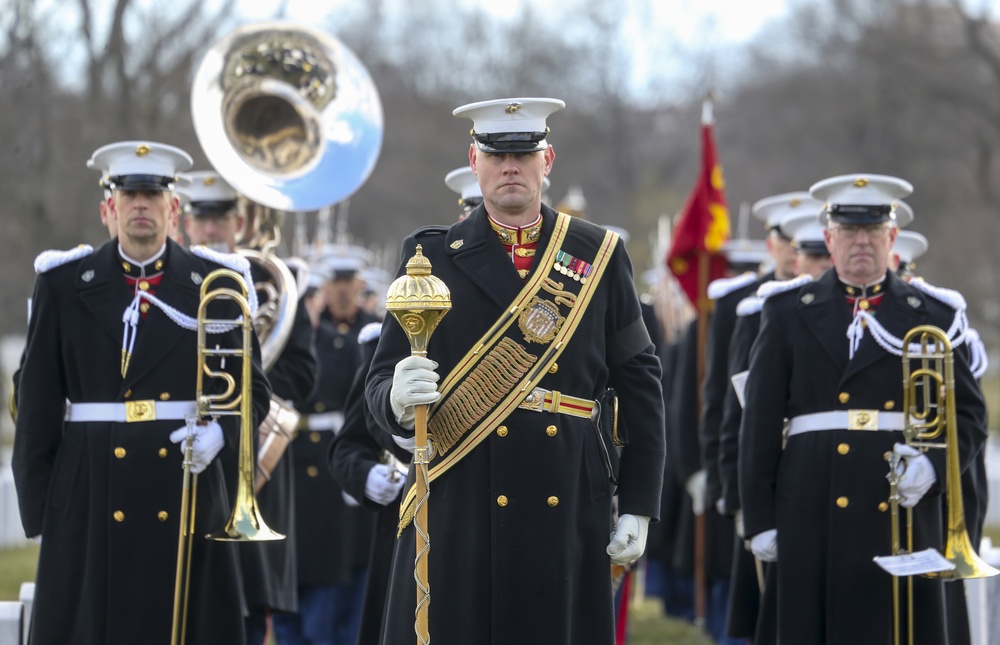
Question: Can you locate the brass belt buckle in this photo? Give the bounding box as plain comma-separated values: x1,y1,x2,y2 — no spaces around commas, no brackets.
848,409,878,431
126,400,156,423
521,388,545,412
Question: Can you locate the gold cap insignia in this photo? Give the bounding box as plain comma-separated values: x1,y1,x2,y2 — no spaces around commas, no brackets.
789,198,801,207
505,102,523,114
203,177,216,186
853,177,869,188
450,240,464,250
135,144,151,157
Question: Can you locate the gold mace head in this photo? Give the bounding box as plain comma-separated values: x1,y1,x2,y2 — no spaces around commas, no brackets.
385,245,451,355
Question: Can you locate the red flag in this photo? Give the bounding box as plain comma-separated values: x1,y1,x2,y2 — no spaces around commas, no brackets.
666,102,731,312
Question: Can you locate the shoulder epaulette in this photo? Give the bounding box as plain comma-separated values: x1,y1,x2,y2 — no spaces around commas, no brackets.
358,321,382,345
189,245,257,315
966,327,988,379
34,244,93,273
736,296,764,317
414,225,449,238
190,244,251,275
707,271,758,301
756,274,813,300
908,278,967,312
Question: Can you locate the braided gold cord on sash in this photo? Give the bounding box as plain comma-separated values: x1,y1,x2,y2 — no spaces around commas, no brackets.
429,338,537,453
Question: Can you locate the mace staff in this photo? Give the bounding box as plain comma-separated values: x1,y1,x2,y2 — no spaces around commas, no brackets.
385,245,451,645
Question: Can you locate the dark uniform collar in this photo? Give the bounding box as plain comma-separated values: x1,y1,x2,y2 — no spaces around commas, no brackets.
837,271,887,313
837,273,886,299
118,242,168,279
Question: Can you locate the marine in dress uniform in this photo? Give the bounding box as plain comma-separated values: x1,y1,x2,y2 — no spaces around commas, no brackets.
716,207,832,645
12,141,271,645
738,174,988,644
668,239,768,645
271,250,380,645
366,98,665,645
177,170,319,645
327,322,408,645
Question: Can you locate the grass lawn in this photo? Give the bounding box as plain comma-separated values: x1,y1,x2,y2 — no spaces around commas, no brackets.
0,543,37,601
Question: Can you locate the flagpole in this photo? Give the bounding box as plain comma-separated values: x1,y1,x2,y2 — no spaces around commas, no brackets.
694,249,709,629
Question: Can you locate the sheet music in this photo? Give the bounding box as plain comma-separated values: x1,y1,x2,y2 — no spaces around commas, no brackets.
873,548,955,577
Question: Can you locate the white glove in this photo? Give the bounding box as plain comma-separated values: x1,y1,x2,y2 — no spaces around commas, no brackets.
734,509,745,539
749,528,778,562
606,514,650,565
893,443,937,508
31,536,41,545
389,356,441,429
685,469,707,515
364,463,405,505
341,491,361,507
169,421,225,474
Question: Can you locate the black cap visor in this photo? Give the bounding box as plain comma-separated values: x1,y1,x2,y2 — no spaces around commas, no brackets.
473,131,549,153
108,174,174,191
825,203,894,225
795,240,830,256
184,200,239,217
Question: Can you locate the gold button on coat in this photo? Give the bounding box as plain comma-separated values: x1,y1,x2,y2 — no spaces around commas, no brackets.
314,402,326,412
114,447,126,459
839,392,850,404
884,401,895,410
124,389,132,398
546,425,557,437
878,502,889,512
114,511,125,522
496,426,508,437
158,448,168,458
837,443,850,455
159,392,170,401
157,511,169,521
547,496,559,507
836,496,849,508
138,280,150,291
548,363,559,374
310,432,321,443
497,495,508,507
139,303,150,314
306,466,319,477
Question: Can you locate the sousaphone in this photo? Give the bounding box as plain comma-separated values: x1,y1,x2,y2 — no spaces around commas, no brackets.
191,22,383,489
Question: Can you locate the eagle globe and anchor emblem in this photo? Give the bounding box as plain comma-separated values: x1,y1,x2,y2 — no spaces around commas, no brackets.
518,296,565,345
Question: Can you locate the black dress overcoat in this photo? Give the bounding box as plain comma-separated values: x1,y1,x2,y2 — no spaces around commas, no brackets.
13,238,271,645
366,205,665,645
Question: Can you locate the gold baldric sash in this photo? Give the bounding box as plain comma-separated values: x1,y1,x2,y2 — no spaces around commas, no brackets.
398,213,619,531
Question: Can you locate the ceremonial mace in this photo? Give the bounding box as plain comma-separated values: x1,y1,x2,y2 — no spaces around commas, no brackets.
385,245,451,645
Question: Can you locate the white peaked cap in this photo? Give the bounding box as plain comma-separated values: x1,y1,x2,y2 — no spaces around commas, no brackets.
87,141,193,190
444,167,483,202
751,192,824,232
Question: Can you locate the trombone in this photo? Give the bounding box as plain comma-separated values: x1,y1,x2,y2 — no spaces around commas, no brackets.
171,268,284,645
886,325,997,645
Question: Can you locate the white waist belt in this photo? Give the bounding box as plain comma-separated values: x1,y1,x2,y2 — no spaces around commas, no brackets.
304,411,345,433
65,400,198,423
787,410,906,436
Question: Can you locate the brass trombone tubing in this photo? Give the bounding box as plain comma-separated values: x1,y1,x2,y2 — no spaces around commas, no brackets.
171,268,284,645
